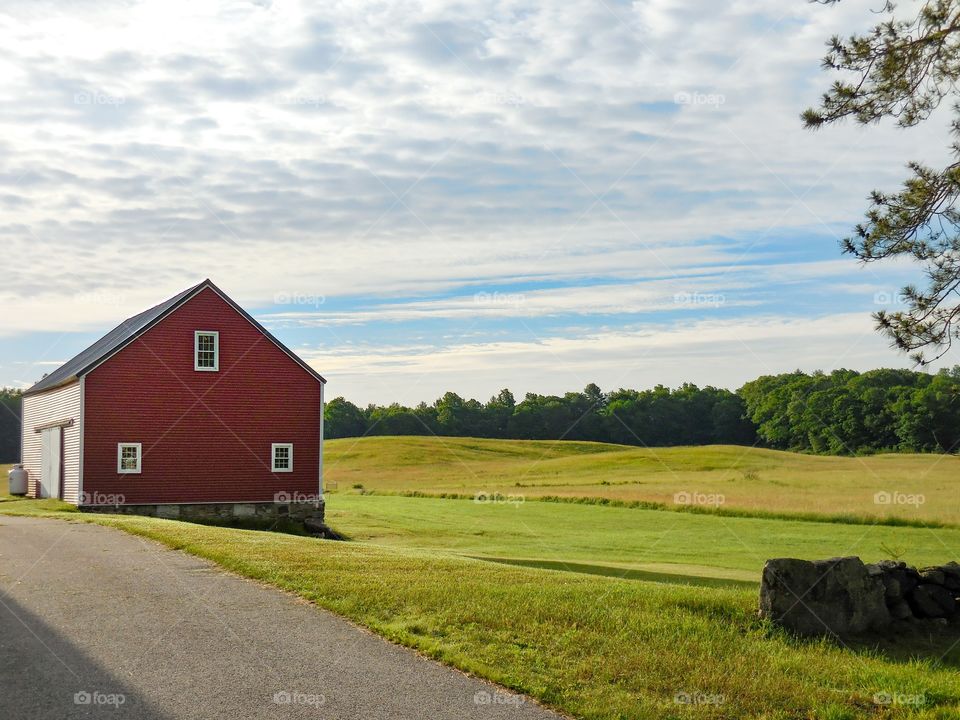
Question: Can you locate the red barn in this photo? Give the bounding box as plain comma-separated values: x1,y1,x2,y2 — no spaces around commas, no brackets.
20,279,326,525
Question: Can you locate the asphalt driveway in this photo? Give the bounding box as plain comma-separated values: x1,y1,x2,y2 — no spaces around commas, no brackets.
0,515,563,719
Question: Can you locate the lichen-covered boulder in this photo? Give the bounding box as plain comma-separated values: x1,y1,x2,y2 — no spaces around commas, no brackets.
759,556,890,635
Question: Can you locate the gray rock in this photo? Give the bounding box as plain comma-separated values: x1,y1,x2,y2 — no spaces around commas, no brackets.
888,599,914,620
940,561,960,578
875,559,901,571
895,566,921,595
866,561,903,601
879,572,901,599
760,557,890,635
944,576,960,593
938,564,960,592
920,569,947,586
908,584,957,619
303,516,327,533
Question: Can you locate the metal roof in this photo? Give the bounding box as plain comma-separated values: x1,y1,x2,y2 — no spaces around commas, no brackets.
24,279,325,396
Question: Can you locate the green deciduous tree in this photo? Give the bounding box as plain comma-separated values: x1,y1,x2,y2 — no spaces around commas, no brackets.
323,396,368,439
0,388,21,462
895,367,960,450
740,366,960,453
484,389,516,438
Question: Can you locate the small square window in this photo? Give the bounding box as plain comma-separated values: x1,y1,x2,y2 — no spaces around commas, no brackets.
194,331,219,371
271,443,293,473
117,443,142,474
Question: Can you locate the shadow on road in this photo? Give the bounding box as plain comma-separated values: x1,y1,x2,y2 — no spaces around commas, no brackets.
0,593,170,719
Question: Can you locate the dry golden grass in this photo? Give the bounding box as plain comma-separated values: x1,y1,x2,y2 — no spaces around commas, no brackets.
326,437,960,524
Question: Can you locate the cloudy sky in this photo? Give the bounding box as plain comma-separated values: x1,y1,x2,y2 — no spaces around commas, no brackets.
0,0,951,404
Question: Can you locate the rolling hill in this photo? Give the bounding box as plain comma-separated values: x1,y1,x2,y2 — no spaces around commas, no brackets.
325,436,959,524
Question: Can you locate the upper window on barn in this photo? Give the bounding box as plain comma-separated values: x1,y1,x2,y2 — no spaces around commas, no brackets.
194,330,219,371
272,443,294,473
117,443,142,474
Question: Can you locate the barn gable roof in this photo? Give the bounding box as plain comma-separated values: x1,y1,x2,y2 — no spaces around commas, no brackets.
24,279,325,396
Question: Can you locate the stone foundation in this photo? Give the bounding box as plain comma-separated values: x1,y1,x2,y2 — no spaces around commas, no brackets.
79,500,325,526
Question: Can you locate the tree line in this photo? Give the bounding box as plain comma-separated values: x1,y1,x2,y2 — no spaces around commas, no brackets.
325,383,756,447
0,389,21,463
326,367,960,455
739,367,960,455
2,367,959,462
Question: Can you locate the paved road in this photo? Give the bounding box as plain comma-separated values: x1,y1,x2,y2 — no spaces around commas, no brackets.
0,516,563,720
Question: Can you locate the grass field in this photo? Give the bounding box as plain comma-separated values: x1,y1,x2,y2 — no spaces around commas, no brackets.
1,501,959,719
325,437,960,524
327,494,960,583
4,440,960,718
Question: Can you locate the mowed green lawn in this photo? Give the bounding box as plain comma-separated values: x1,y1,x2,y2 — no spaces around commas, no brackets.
327,494,960,583
326,437,960,524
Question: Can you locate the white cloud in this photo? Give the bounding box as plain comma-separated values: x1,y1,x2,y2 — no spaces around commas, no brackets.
0,0,949,394
257,256,911,327
304,312,933,405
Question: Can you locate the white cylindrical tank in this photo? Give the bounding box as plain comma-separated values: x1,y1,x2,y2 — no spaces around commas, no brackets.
7,464,27,496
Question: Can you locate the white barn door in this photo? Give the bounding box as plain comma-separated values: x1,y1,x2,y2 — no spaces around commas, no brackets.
40,427,62,499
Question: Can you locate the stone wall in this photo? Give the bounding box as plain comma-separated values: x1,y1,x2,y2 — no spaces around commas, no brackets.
759,556,960,636
80,500,327,532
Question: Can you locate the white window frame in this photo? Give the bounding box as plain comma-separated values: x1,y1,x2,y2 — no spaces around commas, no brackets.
194,330,220,372
271,443,294,473
117,443,142,474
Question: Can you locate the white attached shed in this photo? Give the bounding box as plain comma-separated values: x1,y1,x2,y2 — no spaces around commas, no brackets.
20,379,83,503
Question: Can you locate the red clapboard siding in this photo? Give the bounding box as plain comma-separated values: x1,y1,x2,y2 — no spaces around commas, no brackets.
83,287,321,504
